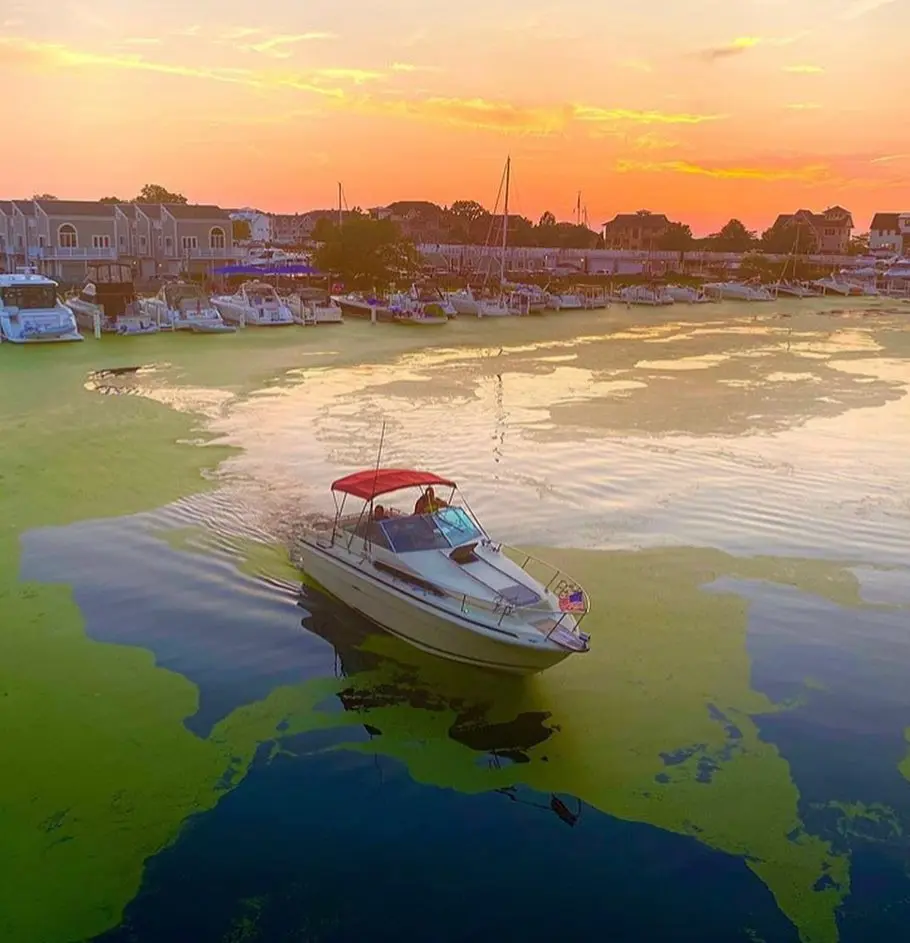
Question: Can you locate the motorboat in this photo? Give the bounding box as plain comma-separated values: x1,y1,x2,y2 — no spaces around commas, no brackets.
331,293,395,321
506,283,547,313
546,291,585,311
297,468,591,674
447,289,481,316
664,284,713,304
619,285,674,306
392,305,449,326
211,281,295,326
771,281,823,298
139,281,235,333
66,262,159,335
703,281,774,302
812,277,864,297
0,271,82,344
286,288,344,324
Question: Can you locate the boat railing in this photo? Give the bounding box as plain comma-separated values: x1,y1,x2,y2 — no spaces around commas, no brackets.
302,524,590,641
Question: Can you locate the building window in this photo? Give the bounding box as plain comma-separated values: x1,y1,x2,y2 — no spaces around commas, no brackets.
165,236,173,252
119,235,126,248
139,235,148,250
92,235,111,248
38,235,46,248
58,224,77,248
181,236,198,251
209,226,226,250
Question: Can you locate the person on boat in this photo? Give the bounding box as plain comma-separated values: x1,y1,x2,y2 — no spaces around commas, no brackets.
372,504,386,521
414,487,447,516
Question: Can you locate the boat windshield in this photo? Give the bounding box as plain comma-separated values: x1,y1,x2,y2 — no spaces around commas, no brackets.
1,284,56,310
378,507,483,553
432,506,483,545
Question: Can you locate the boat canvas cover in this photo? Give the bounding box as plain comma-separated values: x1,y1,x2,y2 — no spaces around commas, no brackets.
331,468,456,501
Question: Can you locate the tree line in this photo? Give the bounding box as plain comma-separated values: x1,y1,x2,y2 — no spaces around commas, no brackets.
32,184,189,205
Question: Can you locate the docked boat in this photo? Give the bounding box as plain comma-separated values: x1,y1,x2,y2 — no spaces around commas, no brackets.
331,293,395,321
619,285,674,306
0,271,82,344
392,305,449,326
664,285,713,304
703,281,774,302
771,281,822,298
139,281,235,333
286,288,344,324
447,289,481,316
67,262,159,335
211,281,295,326
297,468,591,674
812,277,864,296
546,291,585,311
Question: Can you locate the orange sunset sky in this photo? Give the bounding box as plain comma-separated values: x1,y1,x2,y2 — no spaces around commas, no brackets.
1,0,908,234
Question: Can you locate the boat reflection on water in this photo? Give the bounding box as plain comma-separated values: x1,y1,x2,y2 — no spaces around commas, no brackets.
295,582,585,827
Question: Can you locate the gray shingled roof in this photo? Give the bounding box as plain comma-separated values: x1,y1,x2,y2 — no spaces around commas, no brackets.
0,200,13,215
13,200,36,216
136,203,163,219
116,203,138,219
35,200,115,217
163,203,230,221
870,212,900,230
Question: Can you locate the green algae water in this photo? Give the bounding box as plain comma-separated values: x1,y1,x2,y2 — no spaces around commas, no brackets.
2,299,909,943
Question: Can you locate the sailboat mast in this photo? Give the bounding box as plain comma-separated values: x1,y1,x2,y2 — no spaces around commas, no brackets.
337,182,343,228
500,156,510,286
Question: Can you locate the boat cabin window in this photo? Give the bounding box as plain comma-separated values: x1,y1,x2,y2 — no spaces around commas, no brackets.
1,284,56,310
165,284,202,307
379,515,450,553
432,507,483,546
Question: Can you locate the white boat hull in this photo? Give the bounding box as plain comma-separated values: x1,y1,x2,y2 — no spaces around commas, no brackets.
298,541,572,674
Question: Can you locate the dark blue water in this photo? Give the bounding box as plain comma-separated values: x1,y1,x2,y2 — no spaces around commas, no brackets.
21,513,910,943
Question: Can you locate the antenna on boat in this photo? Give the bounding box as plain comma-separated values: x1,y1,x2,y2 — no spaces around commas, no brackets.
370,420,387,500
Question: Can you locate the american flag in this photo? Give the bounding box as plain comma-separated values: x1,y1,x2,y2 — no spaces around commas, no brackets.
558,590,585,612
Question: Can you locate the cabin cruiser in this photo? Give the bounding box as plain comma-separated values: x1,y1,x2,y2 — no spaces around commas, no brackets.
812,276,865,296
771,281,823,298
331,293,395,321
285,288,344,324
618,285,674,306
703,281,774,302
447,288,482,316
67,262,159,335
0,271,82,343
664,285,713,304
211,281,295,326
139,281,235,333
546,290,585,311
296,469,591,674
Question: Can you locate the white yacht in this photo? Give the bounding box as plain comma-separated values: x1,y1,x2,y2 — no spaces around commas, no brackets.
66,262,159,335
703,281,774,302
664,285,713,304
546,291,585,311
619,285,674,306
139,281,235,333
211,281,295,326
297,468,591,674
447,289,481,316
286,288,344,324
0,271,82,344
812,276,864,296
771,281,822,298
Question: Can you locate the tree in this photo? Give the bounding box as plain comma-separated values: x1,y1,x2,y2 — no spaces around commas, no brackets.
314,215,418,289
134,183,188,204
847,232,870,256
706,218,758,252
760,217,818,255
509,215,537,247
657,222,694,251
448,200,487,225
310,217,336,244
99,196,122,204
232,219,252,241
538,210,557,229
447,200,491,244
32,193,58,200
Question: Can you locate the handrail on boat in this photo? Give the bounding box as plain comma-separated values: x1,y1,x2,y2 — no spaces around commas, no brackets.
300,524,591,646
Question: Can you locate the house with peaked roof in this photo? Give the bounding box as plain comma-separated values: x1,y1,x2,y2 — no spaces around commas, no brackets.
869,212,910,254
770,206,854,255
600,211,671,250
156,203,237,275
0,201,12,271
30,200,118,281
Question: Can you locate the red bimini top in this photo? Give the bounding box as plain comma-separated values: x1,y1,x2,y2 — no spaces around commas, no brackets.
331,468,456,501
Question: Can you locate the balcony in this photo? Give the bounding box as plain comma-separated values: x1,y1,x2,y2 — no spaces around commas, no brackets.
28,246,117,260
164,246,243,260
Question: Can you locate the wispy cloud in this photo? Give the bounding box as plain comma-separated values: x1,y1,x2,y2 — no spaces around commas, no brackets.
785,102,821,110
870,153,909,163
618,59,653,73
243,32,337,58
573,105,723,125
119,38,162,46
616,159,830,182
697,36,762,61
391,62,442,73
311,67,382,84
839,0,897,20
783,64,824,73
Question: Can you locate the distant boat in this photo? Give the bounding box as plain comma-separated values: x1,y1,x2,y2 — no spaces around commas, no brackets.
139,281,235,333
211,281,296,326
0,271,82,344
703,281,774,302
66,262,159,335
